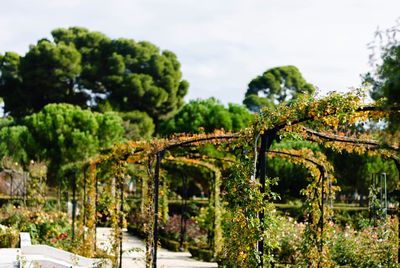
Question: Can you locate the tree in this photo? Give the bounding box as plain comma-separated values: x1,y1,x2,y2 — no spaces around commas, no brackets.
0,125,36,166
23,103,124,183
364,23,400,130
228,103,254,130
364,22,400,106
52,27,189,131
243,65,315,112
368,44,400,105
119,111,154,140
0,27,189,133
0,41,83,117
267,140,320,200
0,52,23,117
161,98,253,135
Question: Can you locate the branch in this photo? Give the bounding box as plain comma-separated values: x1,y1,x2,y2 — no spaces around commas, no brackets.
302,126,399,151
277,105,399,131
269,150,325,171
164,134,239,151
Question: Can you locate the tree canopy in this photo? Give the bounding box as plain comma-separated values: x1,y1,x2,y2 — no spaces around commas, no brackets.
0,42,82,117
364,30,400,130
368,43,400,106
0,125,36,166
119,110,155,140
161,98,253,135
243,65,315,112
0,27,189,131
0,103,124,183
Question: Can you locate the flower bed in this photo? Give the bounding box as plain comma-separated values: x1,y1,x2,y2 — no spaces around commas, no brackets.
0,204,71,250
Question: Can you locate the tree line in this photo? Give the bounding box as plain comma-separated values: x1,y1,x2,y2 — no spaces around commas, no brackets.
0,26,398,197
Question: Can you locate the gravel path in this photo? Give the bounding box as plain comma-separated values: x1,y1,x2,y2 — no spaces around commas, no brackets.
96,227,218,268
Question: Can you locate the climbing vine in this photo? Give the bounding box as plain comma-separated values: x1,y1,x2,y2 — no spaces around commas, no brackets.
270,149,337,266
81,160,97,257
164,156,223,256
82,90,399,267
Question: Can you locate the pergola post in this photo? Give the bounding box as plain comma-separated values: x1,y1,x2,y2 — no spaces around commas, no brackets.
119,177,124,268
392,158,400,264
152,150,164,268
179,173,187,250
256,129,277,267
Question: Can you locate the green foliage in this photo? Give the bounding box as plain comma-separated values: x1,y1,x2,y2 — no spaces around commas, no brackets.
273,217,304,264
378,45,400,105
120,111,154,140
0,52,23,116
271,215,397,267
23,103,124,182
161,98,253,134
52,27,189,126
221,150,280,266
85,89,398,267
160,214,207,247
0,27,188,134
0,224,19,248
243,65,315,112
196,207,213,237
0,125,36,165
0,117,13,129
189,246,214,262
368,183,386,225
331,219,397,267
368,42,400,106
27,161,48,208
364,23,400,129
268,140,321,200
326,150,398,196
228,103,255,130
0,41,82,117
0,204,71,249
159,237,181,251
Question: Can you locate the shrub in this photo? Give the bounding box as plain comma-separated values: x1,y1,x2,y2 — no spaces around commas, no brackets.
269,215,397,267
273,216,305,264
189,246,213,262
160,214,207,248
0,225,19,248
160,237,181,252
127,211,147,238
0,204,70,249
331,218,397,267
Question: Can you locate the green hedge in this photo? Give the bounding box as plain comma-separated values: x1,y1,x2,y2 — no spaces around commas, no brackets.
160,237,181,251
127,224,146,239
189,246,213,262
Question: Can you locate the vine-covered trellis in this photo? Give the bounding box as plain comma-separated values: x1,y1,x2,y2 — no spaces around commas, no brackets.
74,91,399,268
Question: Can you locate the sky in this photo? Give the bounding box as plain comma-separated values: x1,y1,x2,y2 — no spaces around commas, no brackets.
1,0,399,105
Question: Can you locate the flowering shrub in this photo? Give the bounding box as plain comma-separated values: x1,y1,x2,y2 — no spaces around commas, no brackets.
0,224,19,247
0,204,71,250
331,218,397,267
160,214,208,248
270,215,397,267
127,211,148,238
50,232,68,244
273,216,305,264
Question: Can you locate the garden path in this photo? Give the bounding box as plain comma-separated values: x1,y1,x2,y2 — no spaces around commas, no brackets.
96,227,218,268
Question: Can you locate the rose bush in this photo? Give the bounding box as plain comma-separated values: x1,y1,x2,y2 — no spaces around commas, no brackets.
271,215,397,267
0,224,19,248
0,204,71,250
